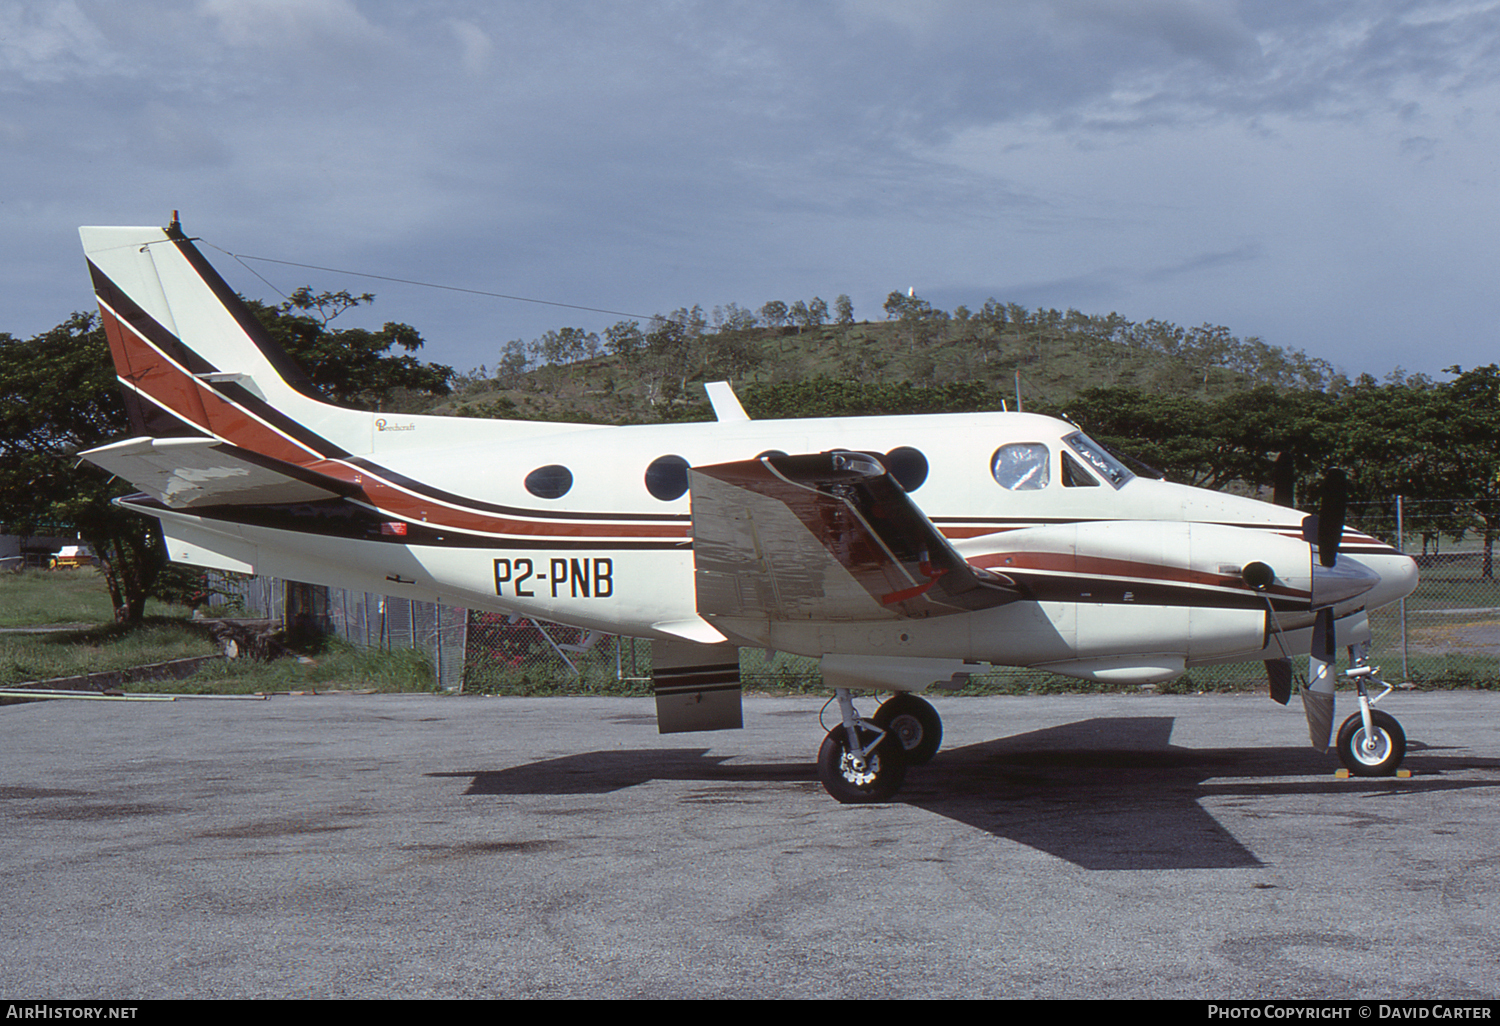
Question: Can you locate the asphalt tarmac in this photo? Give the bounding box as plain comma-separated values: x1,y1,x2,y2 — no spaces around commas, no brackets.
2,690,1498,1000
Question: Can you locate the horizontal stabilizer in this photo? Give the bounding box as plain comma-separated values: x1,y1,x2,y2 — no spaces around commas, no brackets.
690,451,1018,627
81,436,350,508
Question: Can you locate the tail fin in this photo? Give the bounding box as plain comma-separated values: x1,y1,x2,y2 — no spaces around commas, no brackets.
79,221,372,463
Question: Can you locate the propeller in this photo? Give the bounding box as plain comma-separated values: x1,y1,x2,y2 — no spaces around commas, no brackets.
1300,468,1350,749
1249,469,1362,727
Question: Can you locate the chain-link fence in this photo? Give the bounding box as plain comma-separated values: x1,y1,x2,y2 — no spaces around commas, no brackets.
209,498,1499,694
461,613,649,694
206,575,468,690
1348,499,1499,688
206,573,284,621
326,590,469,690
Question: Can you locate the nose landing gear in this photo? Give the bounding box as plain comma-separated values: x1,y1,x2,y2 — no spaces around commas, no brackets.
1333,664,1407,776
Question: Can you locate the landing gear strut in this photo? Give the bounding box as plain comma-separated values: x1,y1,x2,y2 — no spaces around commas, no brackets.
816,689,910,803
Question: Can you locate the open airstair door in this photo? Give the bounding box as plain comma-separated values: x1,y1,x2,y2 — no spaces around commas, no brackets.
688,450,1020,642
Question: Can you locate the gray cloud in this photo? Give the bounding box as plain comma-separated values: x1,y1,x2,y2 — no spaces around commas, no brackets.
3,0,1498,381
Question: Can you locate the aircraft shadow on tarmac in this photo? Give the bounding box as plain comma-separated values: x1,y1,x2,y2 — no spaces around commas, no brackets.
433,716,1500,872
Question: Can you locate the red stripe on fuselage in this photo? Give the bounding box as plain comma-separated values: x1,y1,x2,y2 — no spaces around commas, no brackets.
304,459,693,542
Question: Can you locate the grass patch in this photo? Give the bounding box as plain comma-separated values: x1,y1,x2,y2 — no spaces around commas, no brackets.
138,639,443,695
0,568,193,627
462,663,651,697
0,568,115,626
0,618,219,686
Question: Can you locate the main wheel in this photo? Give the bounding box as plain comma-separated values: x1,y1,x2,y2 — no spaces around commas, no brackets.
872,693,942,765
817,725,907,804
1335,709,1407,777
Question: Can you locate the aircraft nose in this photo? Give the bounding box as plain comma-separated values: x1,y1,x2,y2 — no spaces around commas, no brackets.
1311,556,1381,608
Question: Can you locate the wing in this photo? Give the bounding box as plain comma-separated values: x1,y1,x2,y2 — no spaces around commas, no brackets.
690,451,1019,627
80,436,352,509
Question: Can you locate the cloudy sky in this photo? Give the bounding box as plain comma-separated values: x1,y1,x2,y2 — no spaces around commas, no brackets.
4,0,1498,383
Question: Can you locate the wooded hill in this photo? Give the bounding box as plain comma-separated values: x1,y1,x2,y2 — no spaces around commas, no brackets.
431,294,1352,426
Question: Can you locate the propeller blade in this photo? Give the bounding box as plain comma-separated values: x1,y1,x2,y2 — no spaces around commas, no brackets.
1291,470,1349,748
1301,606,1337,750
1265,658,1293,705
1317,468,1348,568
1311,605,1335,665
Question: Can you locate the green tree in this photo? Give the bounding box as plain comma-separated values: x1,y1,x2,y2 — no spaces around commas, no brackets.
0,294,456,621
834,295,855,327
0,314,169,621
759,300,788,328
604,320,645,364
246,290,453,409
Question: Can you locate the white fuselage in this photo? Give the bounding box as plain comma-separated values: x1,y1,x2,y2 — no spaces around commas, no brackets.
145,407,1416,681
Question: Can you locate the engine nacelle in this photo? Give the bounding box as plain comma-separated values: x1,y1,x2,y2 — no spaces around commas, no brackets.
963,520,1332,677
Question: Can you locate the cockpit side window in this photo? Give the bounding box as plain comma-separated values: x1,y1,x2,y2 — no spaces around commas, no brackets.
1061,452,1100,488
991,443,1050,491
1062,431,1133,489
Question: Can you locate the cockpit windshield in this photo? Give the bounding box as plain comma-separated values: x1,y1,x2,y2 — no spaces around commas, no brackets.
1062,431,1133,489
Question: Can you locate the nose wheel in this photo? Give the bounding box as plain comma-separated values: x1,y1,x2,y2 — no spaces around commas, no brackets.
1336,709,1406,777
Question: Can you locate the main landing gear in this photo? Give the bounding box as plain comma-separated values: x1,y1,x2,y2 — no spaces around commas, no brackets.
816,690,941,803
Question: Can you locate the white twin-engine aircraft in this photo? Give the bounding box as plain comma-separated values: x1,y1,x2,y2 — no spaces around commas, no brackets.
78,221,1419,802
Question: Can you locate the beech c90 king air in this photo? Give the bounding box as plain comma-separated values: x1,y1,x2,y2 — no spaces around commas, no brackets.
77,220,1419,802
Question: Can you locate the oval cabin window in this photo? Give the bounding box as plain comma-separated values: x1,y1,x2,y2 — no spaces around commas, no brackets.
645,455,691,501
525,464,574,499
884,446,929,491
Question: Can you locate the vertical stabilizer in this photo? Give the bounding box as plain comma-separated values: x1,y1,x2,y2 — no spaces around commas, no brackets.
80,222,375,462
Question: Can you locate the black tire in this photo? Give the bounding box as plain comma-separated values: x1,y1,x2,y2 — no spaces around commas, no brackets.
1336,710,1406,777
872,693,942,766
817,725,907,803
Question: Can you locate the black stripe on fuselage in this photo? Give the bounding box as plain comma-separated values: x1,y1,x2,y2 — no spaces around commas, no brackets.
1004,570,1309,613
125,495,690,550
210,378,351,460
